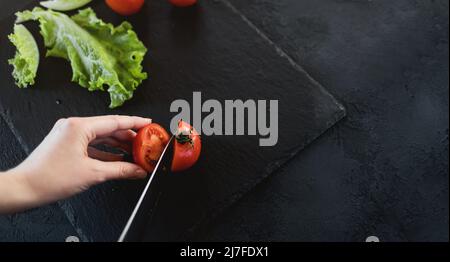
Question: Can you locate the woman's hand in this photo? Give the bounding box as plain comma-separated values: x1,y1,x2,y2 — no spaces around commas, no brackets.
0,115,151,214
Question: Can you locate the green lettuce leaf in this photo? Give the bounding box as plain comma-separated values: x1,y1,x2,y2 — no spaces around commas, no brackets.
16,7,148,108
8,24,40,88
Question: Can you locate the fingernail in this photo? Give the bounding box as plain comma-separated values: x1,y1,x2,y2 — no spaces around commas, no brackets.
134,168,148,179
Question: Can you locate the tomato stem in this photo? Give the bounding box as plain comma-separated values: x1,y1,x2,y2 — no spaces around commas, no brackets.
176,128,194,147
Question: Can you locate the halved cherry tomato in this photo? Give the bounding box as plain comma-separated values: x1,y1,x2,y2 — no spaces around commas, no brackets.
171,120,201,172
106,0,145,16
168,0,197,8
133,123,170,172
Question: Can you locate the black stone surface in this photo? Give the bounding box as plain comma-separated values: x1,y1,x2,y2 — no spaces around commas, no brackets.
0,0,344,241
0,118,76,242
197,0,449,241
0,0,448,242
0,0,77,242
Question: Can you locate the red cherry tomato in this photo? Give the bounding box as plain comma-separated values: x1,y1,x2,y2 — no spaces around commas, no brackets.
171,121,201,172
133,123,170,172
105,0,145,16
169,0,197,8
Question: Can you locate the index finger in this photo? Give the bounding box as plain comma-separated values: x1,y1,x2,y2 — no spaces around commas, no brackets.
84,115,152,140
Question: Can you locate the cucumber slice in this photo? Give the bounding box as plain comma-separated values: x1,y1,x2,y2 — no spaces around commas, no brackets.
40,0,92,11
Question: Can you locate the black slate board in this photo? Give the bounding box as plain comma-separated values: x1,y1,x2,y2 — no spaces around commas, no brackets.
0,0,345,241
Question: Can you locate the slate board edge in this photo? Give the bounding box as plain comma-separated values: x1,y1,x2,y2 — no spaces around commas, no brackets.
221,0,347,115
0,0,347,241
180,1,347,236
152,0,348,240
0,111,89,241
186,109,346,239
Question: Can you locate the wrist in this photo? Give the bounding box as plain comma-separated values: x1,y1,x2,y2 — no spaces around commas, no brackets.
0,168,41,214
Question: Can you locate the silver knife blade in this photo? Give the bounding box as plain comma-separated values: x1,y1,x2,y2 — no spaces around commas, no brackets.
118,135,174,242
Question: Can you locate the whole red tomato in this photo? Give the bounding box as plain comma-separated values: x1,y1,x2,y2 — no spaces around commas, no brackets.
106,0,145,16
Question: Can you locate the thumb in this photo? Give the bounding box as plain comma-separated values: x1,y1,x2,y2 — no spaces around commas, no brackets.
92,160,148,181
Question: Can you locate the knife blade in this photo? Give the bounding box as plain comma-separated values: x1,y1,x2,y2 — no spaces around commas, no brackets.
118,135,174,242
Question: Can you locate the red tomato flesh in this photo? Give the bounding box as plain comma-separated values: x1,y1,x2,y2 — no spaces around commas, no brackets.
133,123,170,172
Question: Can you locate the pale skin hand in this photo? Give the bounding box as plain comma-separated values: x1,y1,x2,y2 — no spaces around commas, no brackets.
0,115,152,214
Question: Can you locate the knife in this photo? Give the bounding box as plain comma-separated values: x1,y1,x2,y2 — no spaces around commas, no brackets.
118,135,174,242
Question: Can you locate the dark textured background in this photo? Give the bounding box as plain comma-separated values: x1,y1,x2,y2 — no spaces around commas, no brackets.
1,0,448,242
0,0,345,242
